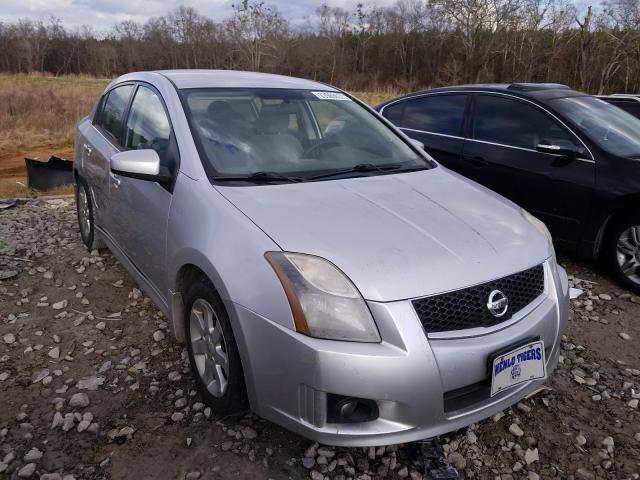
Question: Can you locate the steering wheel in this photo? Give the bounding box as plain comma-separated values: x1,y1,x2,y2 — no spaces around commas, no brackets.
303,140,340,158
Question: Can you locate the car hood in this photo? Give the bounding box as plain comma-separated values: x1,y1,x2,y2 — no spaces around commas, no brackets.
217,168,552,302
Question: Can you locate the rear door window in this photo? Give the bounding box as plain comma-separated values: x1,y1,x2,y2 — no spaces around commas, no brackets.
96,85,134,143
473,94,575,150
397,94,468,136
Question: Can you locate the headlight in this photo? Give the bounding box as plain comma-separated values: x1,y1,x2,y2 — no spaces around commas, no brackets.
265,252,381,342
522,209,555,256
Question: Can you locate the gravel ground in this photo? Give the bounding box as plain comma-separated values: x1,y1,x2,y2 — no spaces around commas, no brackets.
0,198,639,480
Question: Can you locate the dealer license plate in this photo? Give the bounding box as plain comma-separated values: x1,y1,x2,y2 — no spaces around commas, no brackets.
490,340,546,397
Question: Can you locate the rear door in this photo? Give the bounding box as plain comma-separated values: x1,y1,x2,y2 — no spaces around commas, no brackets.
109,83,178,295
83,84,135,233
464,93,596,244
380,93,468,171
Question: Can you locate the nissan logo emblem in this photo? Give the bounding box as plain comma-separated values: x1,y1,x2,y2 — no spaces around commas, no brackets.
487,289,508,317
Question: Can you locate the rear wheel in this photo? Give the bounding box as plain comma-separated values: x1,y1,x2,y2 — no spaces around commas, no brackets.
76,178,97,251
184,280,248,413
605,214,640,294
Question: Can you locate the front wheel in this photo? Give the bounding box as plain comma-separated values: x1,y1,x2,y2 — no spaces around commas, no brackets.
184,280,248,413
605,214,640,294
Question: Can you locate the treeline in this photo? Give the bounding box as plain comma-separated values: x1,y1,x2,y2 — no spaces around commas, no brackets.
1,0,640,93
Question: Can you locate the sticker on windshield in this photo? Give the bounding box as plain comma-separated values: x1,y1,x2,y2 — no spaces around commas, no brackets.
312,91,351,101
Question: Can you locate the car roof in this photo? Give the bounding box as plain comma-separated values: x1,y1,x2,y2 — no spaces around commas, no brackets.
377,83,586,108
153,69,338,91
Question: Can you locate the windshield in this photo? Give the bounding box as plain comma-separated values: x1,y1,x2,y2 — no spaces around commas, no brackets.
180,88,430,181
550,96,640,158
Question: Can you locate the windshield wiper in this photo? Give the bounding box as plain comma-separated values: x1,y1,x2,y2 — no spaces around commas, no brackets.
307,163,427,181
213,171,304,183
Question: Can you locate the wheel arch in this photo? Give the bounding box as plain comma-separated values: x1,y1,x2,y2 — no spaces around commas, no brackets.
594,193,640,259
171,257,258,408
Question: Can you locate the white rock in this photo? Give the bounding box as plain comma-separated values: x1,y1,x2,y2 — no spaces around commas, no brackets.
524,448,539,464
0,372,9,381
628,399,639,409
153,330,165,342
62,413,75,432
76,376,104,391
466,430,477,444
48,347,60,359
69,393,90,408
18,463,36,478
3,333,16,344
171,412,184,422
51,412,64,429
32,369,50,383
52,300,68,310
601,436,615,452
23,448,43,462
95,322,106,331
40,474,62,480
619,332,631,341
77,420,91,432
509,423,524,437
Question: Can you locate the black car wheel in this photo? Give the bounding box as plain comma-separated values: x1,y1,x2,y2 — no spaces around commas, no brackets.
606,214,640,294
184,279,248,413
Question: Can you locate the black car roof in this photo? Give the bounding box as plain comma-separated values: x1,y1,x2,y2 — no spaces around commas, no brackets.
376,83,587,108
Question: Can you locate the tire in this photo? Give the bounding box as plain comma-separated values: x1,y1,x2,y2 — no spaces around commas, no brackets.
184,279,248,413
76,178,97,251
605,213,640,294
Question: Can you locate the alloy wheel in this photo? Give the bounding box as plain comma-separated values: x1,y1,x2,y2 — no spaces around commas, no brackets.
616,225,640,285
189,298,229,397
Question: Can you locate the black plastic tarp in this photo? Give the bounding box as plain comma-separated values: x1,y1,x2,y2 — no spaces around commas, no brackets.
25,156,73,191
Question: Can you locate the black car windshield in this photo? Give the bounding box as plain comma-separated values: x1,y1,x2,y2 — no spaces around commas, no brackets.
550,96,640,158
180,88,430,180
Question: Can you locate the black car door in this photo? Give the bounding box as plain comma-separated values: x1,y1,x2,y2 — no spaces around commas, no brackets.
380,93,469,172
463,93,596,246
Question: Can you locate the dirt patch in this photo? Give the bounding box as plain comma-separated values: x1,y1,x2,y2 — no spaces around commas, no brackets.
0,145,74,198
0,199,639,480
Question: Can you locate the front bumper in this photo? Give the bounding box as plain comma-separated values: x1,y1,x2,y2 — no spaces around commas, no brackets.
232,261,569,447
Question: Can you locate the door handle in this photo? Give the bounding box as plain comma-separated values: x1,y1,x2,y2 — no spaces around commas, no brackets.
109,172,121,188
464,155,489,167
83,143,93,155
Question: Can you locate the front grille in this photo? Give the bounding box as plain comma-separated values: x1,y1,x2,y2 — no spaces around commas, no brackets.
412,264,544,333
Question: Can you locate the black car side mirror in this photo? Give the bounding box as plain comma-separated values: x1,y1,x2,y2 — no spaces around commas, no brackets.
536,140,580,159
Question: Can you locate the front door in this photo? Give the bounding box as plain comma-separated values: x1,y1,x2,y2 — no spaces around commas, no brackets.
464,93,596,245
110,84,177,295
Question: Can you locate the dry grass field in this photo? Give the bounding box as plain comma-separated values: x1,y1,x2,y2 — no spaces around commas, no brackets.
0,73,399,197
0,74,108,197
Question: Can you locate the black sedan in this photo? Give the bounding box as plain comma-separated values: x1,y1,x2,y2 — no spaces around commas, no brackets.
376,83,640,293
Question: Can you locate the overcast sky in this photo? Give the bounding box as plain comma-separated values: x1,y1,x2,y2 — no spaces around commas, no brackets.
0,0,401,32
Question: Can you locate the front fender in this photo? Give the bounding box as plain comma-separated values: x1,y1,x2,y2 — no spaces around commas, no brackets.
166,172,296,334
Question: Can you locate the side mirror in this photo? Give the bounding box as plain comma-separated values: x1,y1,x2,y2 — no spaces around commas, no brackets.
409,138,425,151
536,140,580,158
111,150,171,184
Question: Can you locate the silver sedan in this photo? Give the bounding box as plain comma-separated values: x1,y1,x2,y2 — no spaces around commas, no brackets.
74,70,569,446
